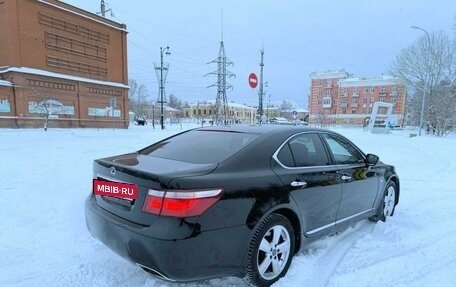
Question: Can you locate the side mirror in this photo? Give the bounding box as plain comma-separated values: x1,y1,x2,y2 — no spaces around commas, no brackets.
366,154,379,165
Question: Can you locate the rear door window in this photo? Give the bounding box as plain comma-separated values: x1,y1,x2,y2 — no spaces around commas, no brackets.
277,133,330,167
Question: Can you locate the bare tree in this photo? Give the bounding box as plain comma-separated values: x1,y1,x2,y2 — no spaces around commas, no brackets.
30,88,64,131
427,80,456,136
168,94,183,110
39,99,64,131
391,30,456,136
128,78,151,116
280,99,294,115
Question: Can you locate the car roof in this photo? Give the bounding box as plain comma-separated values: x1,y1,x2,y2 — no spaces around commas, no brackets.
195,124,326,135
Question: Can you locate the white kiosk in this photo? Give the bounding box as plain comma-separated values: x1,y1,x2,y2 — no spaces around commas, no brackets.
366,102,394,134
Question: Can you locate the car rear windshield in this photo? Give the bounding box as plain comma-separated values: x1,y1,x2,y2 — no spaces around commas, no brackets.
139,130,259,164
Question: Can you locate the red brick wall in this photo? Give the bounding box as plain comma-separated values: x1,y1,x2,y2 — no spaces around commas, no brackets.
0,0,129,128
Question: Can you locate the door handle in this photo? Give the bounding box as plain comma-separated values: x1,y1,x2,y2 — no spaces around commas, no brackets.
341,175,352,181
291,181,307,188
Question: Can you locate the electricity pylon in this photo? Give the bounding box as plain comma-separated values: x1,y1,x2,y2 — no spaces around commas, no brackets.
206,41,235,125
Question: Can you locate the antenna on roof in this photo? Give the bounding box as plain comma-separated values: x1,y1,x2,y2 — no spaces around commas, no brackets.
97,0,114,18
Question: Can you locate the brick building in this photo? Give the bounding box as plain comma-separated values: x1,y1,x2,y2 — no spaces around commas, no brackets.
0,0,129,128
183,100,257,124
309,70,406,126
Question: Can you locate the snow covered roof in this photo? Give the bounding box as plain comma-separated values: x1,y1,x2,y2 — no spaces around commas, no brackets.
310,70,349,80
339,76,402,87
0,67,129,89
0,80,13,87
37,0,127,32
165,106,180,112
188,99,256,110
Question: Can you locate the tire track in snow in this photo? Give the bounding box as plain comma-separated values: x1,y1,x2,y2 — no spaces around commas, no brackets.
273,221,375,287
326,229,456,287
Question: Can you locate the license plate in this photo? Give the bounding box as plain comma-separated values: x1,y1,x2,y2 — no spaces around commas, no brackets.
93,179,138,200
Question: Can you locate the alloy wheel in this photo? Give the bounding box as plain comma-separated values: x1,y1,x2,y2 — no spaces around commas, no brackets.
383,185,396,216
256,225,291,280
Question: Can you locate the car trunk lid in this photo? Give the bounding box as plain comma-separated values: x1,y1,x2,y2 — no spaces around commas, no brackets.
92,153,217,225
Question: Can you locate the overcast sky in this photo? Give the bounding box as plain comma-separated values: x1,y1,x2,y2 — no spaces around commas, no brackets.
61,0,455,108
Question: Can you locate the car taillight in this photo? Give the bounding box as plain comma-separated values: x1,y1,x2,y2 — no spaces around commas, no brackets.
142,188,223,218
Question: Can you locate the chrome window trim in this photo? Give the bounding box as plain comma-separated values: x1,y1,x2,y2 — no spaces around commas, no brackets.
272,131,367,170
272,131,330,170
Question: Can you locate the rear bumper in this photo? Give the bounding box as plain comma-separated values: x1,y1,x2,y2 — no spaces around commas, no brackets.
84,195,250,282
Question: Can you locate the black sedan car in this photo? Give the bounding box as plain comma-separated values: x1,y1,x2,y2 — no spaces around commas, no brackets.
85,125,399,287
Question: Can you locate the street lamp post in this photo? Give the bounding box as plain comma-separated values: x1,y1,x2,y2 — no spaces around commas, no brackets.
158,46,171,130
410,25,431,136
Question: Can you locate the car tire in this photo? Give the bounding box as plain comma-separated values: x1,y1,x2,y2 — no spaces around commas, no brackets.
245,213,295,287
369,181,397,222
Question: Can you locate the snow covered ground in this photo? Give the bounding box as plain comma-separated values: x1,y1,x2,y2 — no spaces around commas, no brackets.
1,123,455,287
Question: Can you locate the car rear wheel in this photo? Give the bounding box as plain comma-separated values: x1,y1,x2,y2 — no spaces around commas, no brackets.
370,181,397,222
245,213,295,287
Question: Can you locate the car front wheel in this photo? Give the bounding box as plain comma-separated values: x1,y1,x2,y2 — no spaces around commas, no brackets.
370,181,397,222
383,182,397,217
245,213,295,287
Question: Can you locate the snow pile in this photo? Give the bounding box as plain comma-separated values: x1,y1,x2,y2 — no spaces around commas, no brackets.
1,124,455,287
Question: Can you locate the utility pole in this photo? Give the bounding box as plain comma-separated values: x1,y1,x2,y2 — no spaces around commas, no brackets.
258,49,265,121
154,46,171,130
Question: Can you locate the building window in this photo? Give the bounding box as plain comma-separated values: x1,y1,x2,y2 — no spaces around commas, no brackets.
362,98,368,104
318,90,322,96
353,87,358,95
381,86,387,93
326,80,332,86
351,109,357,114
392,85,397,92
363,87,369,93
391,98,396,104
352,98,358,104
380,98,385,103
319,80,323,85
342,108,347,114
323,98,331,105
370,86,375,92
362,108,367,114
370,97,374,103
343,87,348,94
317,99,322,105
325,89,331,96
